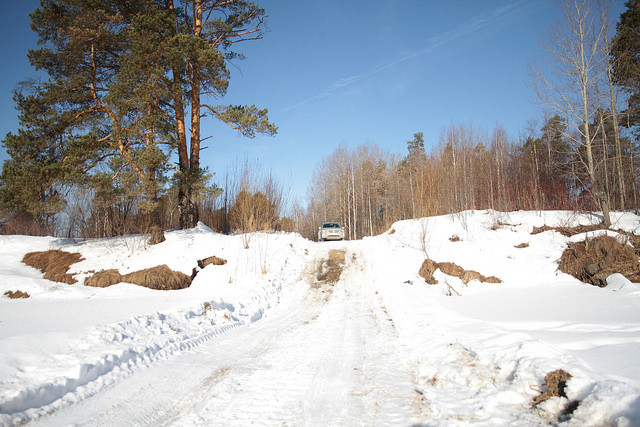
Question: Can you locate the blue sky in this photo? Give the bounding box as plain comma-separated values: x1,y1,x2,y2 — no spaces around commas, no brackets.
0,0,627,205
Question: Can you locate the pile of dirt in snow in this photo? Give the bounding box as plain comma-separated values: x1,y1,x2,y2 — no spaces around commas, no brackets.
22,250,84,284
85,265,192,290
314,249,346,287
532,369,573,405
419,258,502,285
558,235,640,287
197,255,227,268
4,290,30,299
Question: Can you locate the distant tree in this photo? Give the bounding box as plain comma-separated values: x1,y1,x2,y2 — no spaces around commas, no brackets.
401,132,427,217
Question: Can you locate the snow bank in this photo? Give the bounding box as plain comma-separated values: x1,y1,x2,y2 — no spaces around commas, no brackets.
365,210,640,425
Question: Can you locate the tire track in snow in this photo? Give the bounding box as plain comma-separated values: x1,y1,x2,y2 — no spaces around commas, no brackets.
1,316,242,424
178,247,416,425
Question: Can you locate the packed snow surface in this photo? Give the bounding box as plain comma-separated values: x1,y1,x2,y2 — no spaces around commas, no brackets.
1,210,639,425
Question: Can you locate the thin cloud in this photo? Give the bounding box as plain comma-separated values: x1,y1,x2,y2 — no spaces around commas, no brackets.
282,1,530,113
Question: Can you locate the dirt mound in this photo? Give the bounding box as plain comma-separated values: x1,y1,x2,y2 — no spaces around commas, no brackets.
22,250,84,284
532,369,572,405
197,256,227,269
4,290,30,299
314,249,346,287
85,265,192,290
558,235,640,287
419,259,502,285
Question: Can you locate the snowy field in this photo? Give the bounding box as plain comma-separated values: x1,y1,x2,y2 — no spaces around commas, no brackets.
0,210,639,425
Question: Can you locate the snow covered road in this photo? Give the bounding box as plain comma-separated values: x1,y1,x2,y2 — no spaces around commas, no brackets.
32,247,417,425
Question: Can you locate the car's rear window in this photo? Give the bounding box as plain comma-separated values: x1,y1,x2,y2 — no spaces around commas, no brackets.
323,223,340,228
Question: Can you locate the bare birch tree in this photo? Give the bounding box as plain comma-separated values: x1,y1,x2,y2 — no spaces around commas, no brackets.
531,0,612,226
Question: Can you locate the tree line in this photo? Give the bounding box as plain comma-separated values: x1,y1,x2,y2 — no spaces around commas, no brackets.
1,0,639,242
294,0,640,240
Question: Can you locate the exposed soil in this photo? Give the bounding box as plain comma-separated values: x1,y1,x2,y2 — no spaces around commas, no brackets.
558,235,640,287
313,249,346,288
22,250,84,284
85,265,192,290
4,290,30,299
418,259,502,285
515,243,529,249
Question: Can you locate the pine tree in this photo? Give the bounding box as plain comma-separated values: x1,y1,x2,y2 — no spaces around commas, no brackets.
611,0,640,129
163,0,278,229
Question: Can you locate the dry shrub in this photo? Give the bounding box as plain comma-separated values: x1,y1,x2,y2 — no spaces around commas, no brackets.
532,369,573,405
558,235,640,287
629,234,640,256
22,250,84,284
4,290,30,299
449,234,461,242
85,265,191,290
197,256,227,269
515,242,529,249
315,249,346,286
418,259,502,285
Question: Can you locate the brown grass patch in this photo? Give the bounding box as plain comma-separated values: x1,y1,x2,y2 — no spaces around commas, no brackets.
558,235,640,287
4,290,30,299
22,250,84,284
532,369,572,406
629,234,640,256
418,259,502,285
531,224,606,237
85,265,191,290
84,269,123,288
515,242,529,249
314,249,346,287
449,234,461,242
197,256,227,269
418,258,438,284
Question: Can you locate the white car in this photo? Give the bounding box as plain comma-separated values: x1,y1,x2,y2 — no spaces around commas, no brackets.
318,222,345,241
